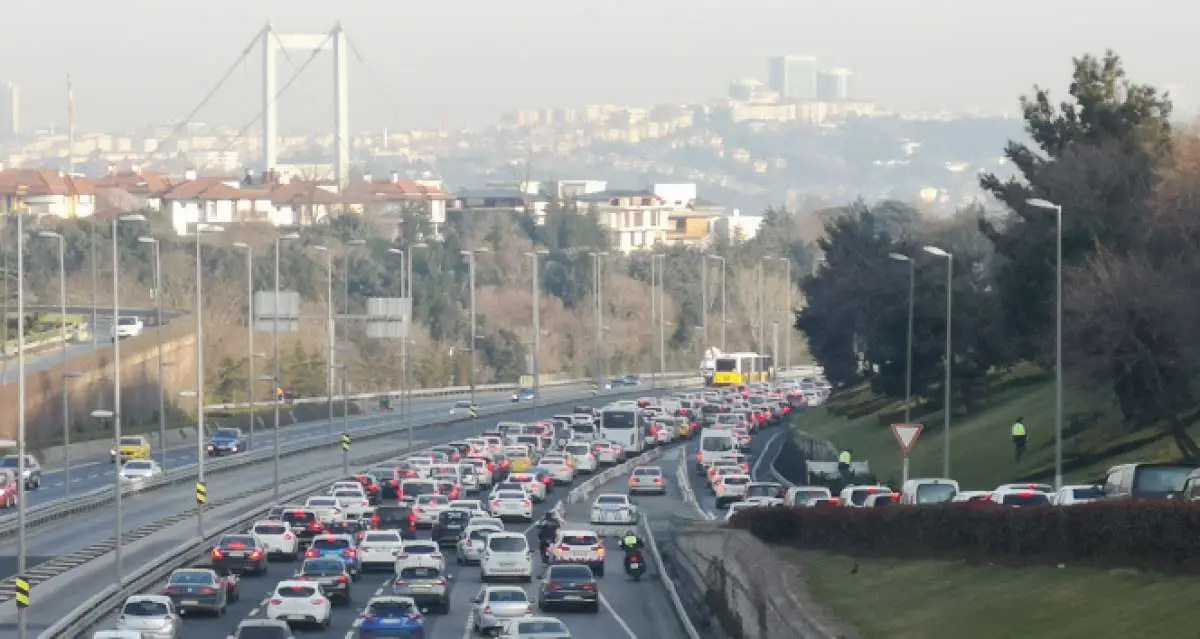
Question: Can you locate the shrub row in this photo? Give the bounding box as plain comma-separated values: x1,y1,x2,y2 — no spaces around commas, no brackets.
728,501,1200,573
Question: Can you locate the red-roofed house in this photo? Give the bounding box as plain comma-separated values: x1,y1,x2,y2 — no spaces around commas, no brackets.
94,164,175,212
340,173,452,238
0,167,97,218
161,174,274,235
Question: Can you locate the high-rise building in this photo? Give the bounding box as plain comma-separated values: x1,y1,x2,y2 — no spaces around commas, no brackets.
817,69,852,101
767,55,818,101
0,81,18,139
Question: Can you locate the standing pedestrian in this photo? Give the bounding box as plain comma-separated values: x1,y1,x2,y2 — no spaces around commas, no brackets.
1011,417,1027,461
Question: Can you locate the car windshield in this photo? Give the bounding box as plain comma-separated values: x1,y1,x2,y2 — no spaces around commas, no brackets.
488,536,526,552
333,490,362,498
560,534,598,546
118,317,139,326
220,536,255,548
632,468,661,477
312,537,350,550
702,436,734,451
123,600,170,616
168,571,214,585
519,620,570,633
404,482,435,495
1071,487,1104,500
849,490,884,506
399,566,441,579
548,565,594,580
440,511,469,523
1000,492,1051,506
253,524,287,535
119,437,143,446
376,507,412,521
788,490,828,505
596,495,627,505
124,462,152,471
497,491,526,500
214,430,239,438
565,445,590,454
235,626,290,639
302,559,344,574
1133,465,1196,497
468,529,495,541
403,543,438,554
418,495,448,505
277,585,317,597
283,511,315,525
915,483,957,504
366,600,416,616
723,477,749,485
0,457,18,468
747,484,779,497
364,532,400,543
488,589,529,603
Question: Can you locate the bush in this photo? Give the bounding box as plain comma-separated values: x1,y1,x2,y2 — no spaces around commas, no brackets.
728,501,1200,573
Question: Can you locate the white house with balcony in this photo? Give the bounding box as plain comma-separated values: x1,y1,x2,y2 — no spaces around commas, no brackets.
573,189,672,253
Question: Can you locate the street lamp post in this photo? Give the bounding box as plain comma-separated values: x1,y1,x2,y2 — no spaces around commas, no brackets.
782,257,792,371
922,245,953,478
37,229,71,486
525,250,549,416
652,255,666,387
271,233,299,498
231,242,256,450
15,205,27,639
108,212,146,586
312,245,336,436
60,372,84,496
191,222,223,537
460,248,488,405
1027,198,1064,491
136,236,167,469
701,254,709,352
888,252,916,483
710,255,727,351
589,252,608,383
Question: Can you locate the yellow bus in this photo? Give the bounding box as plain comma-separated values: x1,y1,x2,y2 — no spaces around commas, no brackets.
709,352,774,386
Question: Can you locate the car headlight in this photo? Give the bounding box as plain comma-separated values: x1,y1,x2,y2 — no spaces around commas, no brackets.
109,449,117,456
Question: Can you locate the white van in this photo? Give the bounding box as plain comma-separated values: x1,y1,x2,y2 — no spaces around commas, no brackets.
696,429,738,474
786,486,833,506
900,478,959,505
480,532,533,582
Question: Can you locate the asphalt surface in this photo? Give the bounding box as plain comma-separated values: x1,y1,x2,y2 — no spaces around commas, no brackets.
0,319,113,384
10,385,577,509
682,424,789,520
80,415,697,638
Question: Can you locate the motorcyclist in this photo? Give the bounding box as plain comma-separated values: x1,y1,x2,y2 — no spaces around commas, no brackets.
620,530,645,573
537,511,561,557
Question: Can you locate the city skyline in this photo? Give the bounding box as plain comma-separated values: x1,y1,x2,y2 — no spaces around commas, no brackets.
0,0,1190,132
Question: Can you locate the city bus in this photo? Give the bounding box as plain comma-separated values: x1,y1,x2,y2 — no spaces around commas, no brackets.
709,352,774,387
598,406,648,455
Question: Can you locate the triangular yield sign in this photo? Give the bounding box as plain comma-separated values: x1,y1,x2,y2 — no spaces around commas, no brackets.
891,423,924,455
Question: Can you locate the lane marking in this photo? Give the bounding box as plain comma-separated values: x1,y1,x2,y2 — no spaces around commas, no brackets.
752,432,783,479
600,592,640,638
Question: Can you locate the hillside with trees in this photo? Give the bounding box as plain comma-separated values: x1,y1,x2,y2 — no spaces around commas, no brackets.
796,50,1200,459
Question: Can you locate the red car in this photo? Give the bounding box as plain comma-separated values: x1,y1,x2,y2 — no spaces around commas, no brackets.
0,471,17,508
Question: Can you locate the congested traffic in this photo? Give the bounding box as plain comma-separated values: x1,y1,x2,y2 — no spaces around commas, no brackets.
91,386,788,639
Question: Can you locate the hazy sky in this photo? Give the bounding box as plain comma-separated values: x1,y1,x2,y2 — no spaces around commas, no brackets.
2,0,1191,132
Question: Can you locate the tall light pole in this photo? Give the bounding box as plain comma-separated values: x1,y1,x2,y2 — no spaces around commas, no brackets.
108,212,147,587
525,250,549,416
191,222,223,538
653,254,666,385
136,235,167,469
390,243,427,442
15,199,27,639
781,257,792,371
231,242,257,451
710,254,727,351
60,372,84,496
923,245,953,478
387,247,405,422
589,251,608,382
700,253,709,353
1027,197,1064,490
312,246,335,435
460,248,488,404
888,252,916,484
91,216,98,348
271,232,300,498
37,229,70,483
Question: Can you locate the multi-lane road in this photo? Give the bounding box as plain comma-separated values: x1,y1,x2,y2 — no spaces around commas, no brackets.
0,319,113,384
75,404,696,638
14,384,586,508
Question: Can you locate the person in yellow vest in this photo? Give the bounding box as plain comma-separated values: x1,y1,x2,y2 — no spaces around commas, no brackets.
1011,417,1027,461
837,449,852,474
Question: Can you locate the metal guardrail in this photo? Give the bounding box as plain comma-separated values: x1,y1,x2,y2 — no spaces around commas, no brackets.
204,372,695,410
0,376,700,539
48,377,702,637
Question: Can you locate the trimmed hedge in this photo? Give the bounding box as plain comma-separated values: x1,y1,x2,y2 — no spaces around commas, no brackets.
728,501,1200,573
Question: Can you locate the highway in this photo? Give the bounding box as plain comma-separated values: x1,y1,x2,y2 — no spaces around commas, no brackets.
0,319,112,384
14,384,582,509
682,424,790,520
78,410,697,638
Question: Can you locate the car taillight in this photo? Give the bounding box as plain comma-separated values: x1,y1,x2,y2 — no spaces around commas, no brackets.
163,587,180,595
396,491,405,499
487,462,495,471
368,485,379,493
338,575,349,584
250,550,263,559
283,532,294,540
830,498,841,505
526,604,535,614
408,514,417,524
522,500,532,507
211,549,224,559
395,554,408,560
371,515,381,527
311,597,326,605
654,478,664,484
891,493,901,502
269,598,282,605
361,500,369,507
305,549,318,558
391,479,400,488
542,477,552,485
346,549,357,558
491,501,500,508
548,582,563,590
438,577,448,586
200,587,217,594
557,544,570,552
483,606,493,615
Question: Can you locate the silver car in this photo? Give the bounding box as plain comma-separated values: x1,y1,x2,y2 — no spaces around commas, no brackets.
456,525,502,565
472,586,534,635
115,594,180,639
628,466,667,495
498,616,573,638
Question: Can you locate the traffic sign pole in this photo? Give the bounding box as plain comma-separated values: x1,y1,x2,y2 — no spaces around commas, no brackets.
891,423,924,484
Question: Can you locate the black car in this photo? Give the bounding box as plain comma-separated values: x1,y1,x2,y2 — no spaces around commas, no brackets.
295,557,351,604
281,508,324,547
431,510,471,546
372,504,417,539
206,428,247,456
211,534,268,575
538,564,599,612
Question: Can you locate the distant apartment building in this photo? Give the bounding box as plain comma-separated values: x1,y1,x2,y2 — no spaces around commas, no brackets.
574,189,672,253
712,209,763,242
768,55,818,101
817,69,852,101
653,183,725,248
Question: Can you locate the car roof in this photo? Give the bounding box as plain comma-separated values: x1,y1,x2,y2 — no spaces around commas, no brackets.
558,529,598,537
367,595,418,605
125,594,172,604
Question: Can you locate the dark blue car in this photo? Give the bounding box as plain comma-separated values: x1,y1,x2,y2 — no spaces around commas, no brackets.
357,595,427,638
206,428,246,456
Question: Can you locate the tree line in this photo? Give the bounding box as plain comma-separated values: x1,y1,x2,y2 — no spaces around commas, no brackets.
796,51,1200,457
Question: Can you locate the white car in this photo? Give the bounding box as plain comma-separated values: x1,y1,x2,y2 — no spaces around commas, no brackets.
1052,484,1104,506
330,487,371,517
450,399,472,415
507,473,548,502
549,530,606,577
91,631,144,639
466,458,495,488
589,494,638,525
472,516,505,530
118,460,163,483
563,443,598,474
837,485,897,508
490,490,534,521
628,466,667,494
393,539,445,573
592,441,619,464
250,520,299,559
458,465,482,493
498,616,572,638
304,496,342,523
114,594,180,639
456,523,504,565
413,494,452,527
472,586,535,635
358,530,405,571
113,315,144,340
537,458,575,484
266,580,332,629
480,532,534,582
724,501,760,521
449,499,485,513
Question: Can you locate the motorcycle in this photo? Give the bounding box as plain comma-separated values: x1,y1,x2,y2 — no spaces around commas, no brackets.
624,551,646,580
